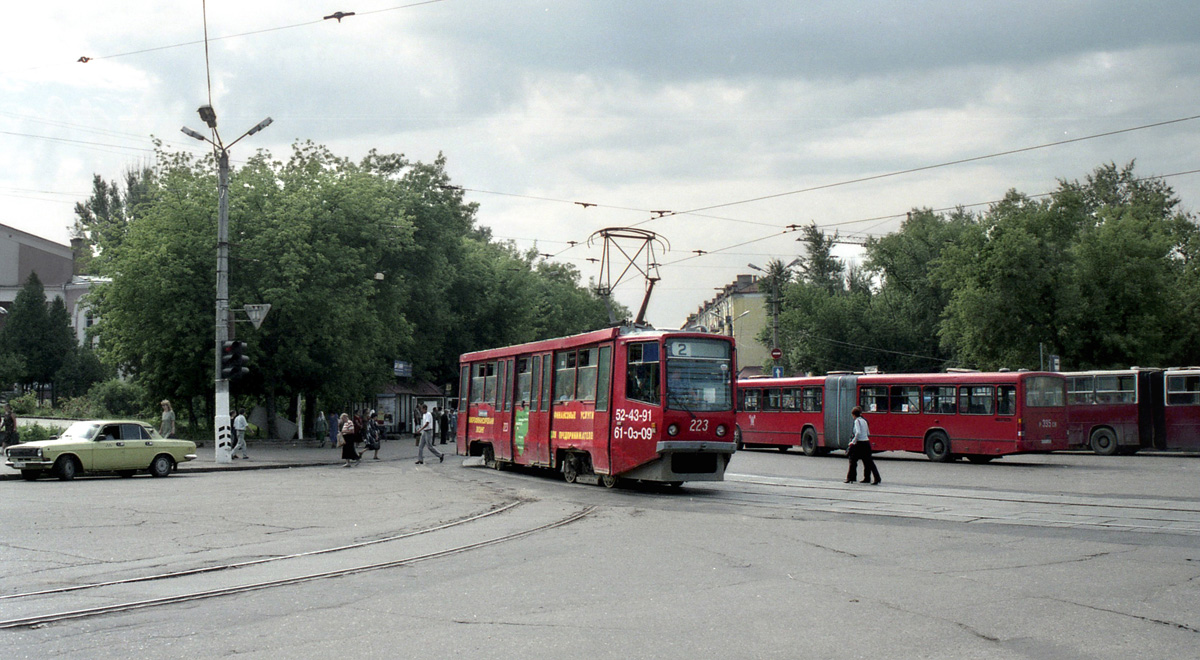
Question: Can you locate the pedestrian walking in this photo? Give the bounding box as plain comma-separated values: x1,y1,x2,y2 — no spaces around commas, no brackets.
845,406,881,485
448,406,457,444
328,411,340,450
415,403,443,465
315,410,329,448
363,409,381,460
232,409,250,460
159,400,176,438
2,403,17,448
339,412,360,467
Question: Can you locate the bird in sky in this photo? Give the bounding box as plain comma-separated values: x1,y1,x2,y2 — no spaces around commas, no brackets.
323,11,356,22
575,202,596,208
77,56,91,63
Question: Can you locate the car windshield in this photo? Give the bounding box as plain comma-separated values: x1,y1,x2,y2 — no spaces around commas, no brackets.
664,338,733,412
60,422,101,441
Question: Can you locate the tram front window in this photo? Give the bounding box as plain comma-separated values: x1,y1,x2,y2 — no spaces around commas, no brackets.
665,338,733,412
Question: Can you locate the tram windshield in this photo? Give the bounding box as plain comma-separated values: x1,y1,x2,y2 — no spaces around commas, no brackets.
664,338,733,412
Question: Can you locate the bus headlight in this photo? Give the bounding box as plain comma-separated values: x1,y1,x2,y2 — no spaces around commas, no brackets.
667,423,679,437
715,425,727,437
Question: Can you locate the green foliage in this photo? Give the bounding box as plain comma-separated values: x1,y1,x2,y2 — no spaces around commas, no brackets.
7,391,39,415
87,379,146,417
16,424,63,443
57,395,105,419
0,273,55,387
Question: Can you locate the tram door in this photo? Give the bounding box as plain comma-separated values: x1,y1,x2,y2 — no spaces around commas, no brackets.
824,374,858,451
590,344,614,474
521,352,553,466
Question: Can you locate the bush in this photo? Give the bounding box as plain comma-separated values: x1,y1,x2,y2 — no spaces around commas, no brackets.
87,379,146,417
58,395,104,419
8,391,39,415
16,423,64,443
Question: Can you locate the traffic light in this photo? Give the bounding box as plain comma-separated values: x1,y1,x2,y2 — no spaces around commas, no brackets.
221,340,250,381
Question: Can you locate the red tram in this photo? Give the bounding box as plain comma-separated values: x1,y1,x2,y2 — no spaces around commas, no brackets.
457,327,737,485
737,371,1069,462
1065,368,1200,454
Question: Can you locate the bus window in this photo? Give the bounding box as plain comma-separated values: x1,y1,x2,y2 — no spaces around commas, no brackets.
860,386,888,413
959,385,995,415
555,351,577,401
781,388,798,411
997,385,1017,416
516,358,532,408
576,347,598,402
741,389,761,412
924,386,956,414
801,387,822,412
764,389,782,411
1166,374,1200,406
626,342,661,405
1025,376,1066,407
1096,375,1136,404
596,346,612,411
889,385,920,413
1067,376,1095,405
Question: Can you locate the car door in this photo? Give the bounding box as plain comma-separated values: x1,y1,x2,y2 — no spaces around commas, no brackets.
92,424,126,471
121,423,156,468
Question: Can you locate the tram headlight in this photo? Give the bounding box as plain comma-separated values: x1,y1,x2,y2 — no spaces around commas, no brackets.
715,425,727,437
667,423,679,437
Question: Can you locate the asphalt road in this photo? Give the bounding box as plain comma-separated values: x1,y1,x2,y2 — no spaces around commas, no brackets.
2,446,1197,659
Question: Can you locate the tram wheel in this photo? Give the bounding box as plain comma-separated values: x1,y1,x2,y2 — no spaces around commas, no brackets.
561,456,578,483
801,429,819,456
924,432,952,462
600,473,618,488
1089,429,1118,456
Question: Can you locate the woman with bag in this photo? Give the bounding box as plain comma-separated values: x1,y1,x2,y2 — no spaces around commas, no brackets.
339,412,360,467
363,409,381,460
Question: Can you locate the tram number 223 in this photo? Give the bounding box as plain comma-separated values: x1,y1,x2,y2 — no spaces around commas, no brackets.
689,419,709,432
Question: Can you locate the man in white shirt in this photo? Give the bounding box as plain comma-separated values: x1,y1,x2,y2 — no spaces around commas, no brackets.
232,410,250,460
845,406,879,484
415,404,443,465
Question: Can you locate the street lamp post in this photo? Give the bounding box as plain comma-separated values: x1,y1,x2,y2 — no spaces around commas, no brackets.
182,110,272,463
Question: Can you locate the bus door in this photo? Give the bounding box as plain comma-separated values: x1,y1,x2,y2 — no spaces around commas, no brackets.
823,374,857,451
1164,370,1200,450
1143,370,1167,449
521,352,553,466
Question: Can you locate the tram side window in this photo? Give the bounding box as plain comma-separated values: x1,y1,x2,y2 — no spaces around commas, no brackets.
516,358,532,409
781,388,798,411
471,364,487,404
459,365,470,411
860,386,888,413
1066,376,1095,405
483,362,497,405
1166,375,1200,406
959,385,995,415
801,387,822,412
997,385,1017,416
532,355,543,411
626,342,661,405
540,354,553,410
764,389,782,411
924,386,957,414
554,351,577,402
890,386,920,413
741,389,761,412
496,360,507,408
576,347,599,402
1096,375,1136,404
596,347,612,411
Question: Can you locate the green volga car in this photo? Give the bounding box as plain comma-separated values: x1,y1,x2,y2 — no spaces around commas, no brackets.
4,420,197,481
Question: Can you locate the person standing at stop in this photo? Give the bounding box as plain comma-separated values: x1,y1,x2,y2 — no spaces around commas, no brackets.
845,406,880,485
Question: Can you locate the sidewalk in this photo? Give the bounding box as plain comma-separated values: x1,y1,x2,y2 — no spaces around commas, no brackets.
1,438,455,480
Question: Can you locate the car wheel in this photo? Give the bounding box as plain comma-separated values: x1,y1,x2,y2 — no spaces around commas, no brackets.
20,469,42,481
924,432,952,462
149,454,174,478
55,456,80,481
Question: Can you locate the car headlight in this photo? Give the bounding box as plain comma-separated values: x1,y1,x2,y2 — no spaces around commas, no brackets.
715,425,727,437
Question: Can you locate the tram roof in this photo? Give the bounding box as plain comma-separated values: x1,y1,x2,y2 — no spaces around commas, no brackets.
459,326,729,362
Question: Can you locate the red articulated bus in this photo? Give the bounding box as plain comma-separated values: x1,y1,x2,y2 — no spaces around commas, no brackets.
457,326,737,486
737,371,1070,462
1065,368,1200,454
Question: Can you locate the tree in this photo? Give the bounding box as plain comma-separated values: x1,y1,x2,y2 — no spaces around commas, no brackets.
0,273,55,399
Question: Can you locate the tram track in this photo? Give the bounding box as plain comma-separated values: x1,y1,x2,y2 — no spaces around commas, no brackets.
0,500,524,602
0,505,595,630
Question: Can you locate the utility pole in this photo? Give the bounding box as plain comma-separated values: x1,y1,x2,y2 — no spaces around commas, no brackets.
182,108,272,463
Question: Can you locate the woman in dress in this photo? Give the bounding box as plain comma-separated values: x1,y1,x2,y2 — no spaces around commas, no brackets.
339,412,360,467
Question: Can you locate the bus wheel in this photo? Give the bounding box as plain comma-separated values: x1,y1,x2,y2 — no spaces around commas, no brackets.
734,427,744,451
925,432,952,462
966,455,995,464
801,429,819,456
561,455,579,483
1089,429,1118,456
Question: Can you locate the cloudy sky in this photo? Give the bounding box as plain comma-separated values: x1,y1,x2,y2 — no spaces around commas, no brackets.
3,1,1199,328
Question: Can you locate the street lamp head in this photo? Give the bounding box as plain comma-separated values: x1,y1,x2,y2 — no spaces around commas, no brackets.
247,117,273,136
181,126,209,142
198,104,218,129
747,263,763,272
